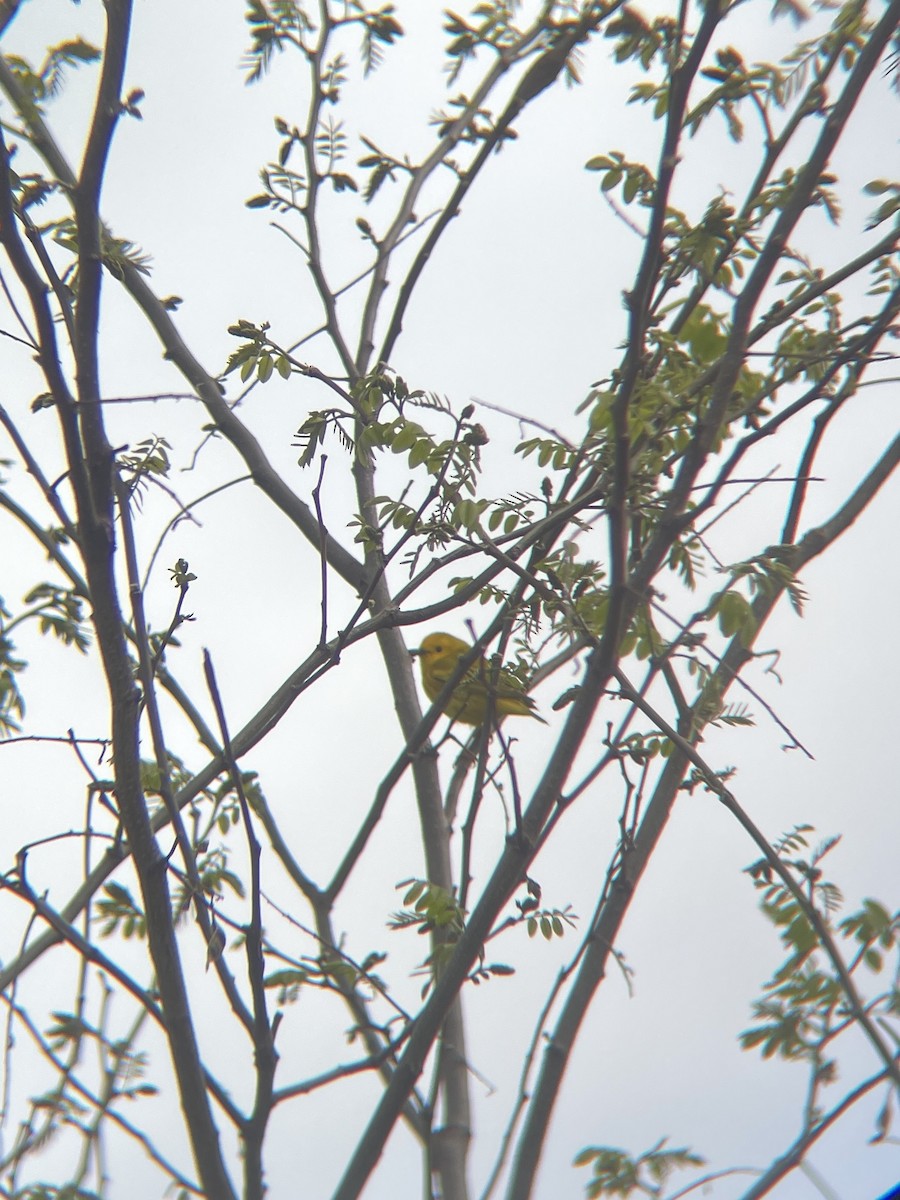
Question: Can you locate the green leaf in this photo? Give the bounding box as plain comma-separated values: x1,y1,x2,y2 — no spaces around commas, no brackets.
715,590,757,644
408,438,432,468
391,422,418,452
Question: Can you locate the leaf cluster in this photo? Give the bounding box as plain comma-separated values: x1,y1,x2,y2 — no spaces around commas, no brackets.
574,1139,705,1199
3,37,100,117
742,831,899,1069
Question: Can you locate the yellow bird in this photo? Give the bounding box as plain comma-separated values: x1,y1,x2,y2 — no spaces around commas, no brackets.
412,632,546,726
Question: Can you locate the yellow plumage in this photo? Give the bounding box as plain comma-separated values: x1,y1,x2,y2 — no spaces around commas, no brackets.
412,632,546,726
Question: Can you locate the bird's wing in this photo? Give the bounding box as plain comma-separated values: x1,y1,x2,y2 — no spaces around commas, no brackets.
493,667,531,697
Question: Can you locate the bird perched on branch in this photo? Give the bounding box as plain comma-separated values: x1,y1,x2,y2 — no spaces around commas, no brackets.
412,632,547,727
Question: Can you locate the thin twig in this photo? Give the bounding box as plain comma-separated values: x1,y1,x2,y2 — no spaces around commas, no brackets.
312,454,330,645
